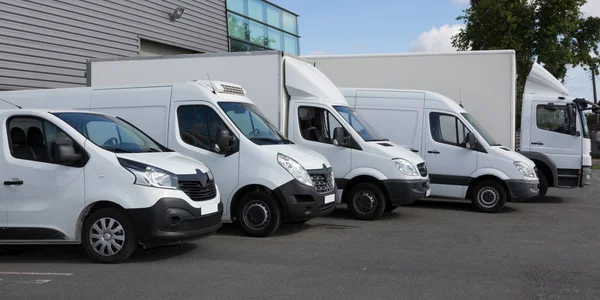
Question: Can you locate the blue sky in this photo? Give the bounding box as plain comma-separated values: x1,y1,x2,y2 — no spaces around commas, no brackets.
273,0,600,100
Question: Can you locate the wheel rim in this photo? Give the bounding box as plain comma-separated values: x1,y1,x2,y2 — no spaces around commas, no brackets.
353,190,378,214
89,217,125,257
477,187,500,208
243,200,270,231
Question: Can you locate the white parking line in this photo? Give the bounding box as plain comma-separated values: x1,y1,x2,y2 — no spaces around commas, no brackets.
0,272,72,276
14,279,52,284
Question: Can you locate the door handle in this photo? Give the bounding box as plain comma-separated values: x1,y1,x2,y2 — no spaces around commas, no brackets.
410,148,419,153
4,179,23,186
531,141,544,145
427,150,440,154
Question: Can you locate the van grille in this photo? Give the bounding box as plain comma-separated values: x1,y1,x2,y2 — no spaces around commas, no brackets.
221,84,245,95
417,162,427,177
179,180,217,201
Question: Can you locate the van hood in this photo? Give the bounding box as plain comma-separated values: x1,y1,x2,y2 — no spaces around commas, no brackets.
264,144,331,170
116,152,211,175
488,146,536,168
364,141,425,165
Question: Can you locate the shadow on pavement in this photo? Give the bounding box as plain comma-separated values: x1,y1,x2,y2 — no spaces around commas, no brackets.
216,222,312,237
406,199,518,213
318,206,402,221
523,196,563,204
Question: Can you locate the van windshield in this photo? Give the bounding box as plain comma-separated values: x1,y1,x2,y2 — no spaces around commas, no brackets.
460,113,500,146
53,112,171,153
218,102,292,145
333,105,385,142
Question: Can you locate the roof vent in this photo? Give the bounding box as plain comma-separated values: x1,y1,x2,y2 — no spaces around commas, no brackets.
220,84,245,95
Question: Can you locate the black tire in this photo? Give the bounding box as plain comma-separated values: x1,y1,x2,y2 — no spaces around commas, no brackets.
470,180,507,213
236,191,281,237
81,208,137,263
384,205,398,212
346,182,386,220
537,171,549,198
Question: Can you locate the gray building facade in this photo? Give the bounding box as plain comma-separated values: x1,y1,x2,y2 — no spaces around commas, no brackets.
0,0,248,91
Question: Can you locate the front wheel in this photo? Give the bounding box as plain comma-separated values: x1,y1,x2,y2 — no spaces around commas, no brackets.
470,180,507,213
536,171,548,198
346,182,386,221
82,208,137,263
236,191,282,237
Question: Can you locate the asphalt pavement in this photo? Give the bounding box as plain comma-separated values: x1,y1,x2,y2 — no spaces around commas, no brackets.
1,172,599,300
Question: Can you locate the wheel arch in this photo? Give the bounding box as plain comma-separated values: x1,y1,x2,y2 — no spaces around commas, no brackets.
76,201,127,242
341,175,391,206
466,175,511,201
519,151,557,187
230,184,278,222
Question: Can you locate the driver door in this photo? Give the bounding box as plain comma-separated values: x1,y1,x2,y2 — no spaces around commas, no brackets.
172,102,240,218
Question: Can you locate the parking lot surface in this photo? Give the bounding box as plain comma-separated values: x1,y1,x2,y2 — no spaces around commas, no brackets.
1,171,599,300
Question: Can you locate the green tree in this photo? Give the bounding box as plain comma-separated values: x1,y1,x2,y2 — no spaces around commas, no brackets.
452,0,600,129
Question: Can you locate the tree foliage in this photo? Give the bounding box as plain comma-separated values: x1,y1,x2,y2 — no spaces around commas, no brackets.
452,0,600,128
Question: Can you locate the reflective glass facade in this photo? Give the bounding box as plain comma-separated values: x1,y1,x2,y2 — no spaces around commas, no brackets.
227,0,300,55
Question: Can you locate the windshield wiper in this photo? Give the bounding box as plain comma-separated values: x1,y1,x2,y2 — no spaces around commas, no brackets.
251,137,286,144
108,147,134,153
367,138,389,142
146,147,162,152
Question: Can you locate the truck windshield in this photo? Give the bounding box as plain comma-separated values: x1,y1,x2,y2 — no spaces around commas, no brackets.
460,113,501,146
218,102,292,145
53,112,171,153
333,105,384,142
579,109,590,139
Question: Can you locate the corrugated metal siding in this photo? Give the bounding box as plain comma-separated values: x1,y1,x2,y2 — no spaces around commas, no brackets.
0,0,228,90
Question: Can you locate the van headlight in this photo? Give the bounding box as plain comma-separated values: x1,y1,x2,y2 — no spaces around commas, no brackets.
393,158,419,176
277,153,313,187
514,161,535,178
118,158,179,189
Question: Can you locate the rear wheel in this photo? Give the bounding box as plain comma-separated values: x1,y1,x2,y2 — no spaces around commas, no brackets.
236,191,281,237
346,182,386,220
82,208,137,263
536,171,548,198
470,180,507,213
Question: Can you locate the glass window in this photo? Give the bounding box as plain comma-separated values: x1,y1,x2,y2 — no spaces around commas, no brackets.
249,20,267,46
298,106,346,145
580,109,590,138
55,112,169,153
218,102,290,145
284,33,298,55
333,105,383,141
230,39,268,52
177,105,232,153
228,13,249,40
266,4,282,28
461,112,500,146
536,105,572,135
227,0,245,14
248,0,265,22
282,11,297,34
267,27,283,50
429,112,472,147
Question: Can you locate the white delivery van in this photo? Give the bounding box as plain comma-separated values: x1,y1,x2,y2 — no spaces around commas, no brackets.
338,88,540,212
0,81,336,237
306,51,597,197
0,104,222,263
86,51,431,221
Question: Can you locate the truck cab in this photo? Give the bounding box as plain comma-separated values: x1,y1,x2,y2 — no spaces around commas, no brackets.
283,57,431,220
338,87,540,213
519,63,598,196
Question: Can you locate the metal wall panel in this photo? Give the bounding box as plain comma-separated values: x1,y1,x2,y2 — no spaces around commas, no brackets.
0,0,228,90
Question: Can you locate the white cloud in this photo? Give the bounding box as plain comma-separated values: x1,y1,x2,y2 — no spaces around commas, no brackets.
582,0,600,17
409,24,465,52
451,0,470,4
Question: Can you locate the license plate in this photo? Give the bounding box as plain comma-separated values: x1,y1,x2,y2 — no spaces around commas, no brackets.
426,189,431,197
202,202,218,215
324,194,335,204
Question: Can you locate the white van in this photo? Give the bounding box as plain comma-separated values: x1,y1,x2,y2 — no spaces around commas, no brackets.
0,81,336,237
0,107,222,263
338,88,540,212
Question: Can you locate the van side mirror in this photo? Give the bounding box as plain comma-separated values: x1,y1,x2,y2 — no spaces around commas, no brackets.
52,138,81,164
333,127,348,147
465,132,478,150
215,129,235,154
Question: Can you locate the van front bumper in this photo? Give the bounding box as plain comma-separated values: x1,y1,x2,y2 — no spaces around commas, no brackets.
127,198,223,249
273,179,337,223
384,178,430,206
505,179,539,201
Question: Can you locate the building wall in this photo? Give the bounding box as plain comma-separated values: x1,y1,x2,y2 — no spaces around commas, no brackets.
0,0,229,90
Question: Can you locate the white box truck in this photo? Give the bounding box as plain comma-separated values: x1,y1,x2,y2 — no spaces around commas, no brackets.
86,51,431,221
0,81,337,237
306,51,597,197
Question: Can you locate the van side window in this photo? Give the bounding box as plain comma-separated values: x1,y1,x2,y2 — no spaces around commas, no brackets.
429,112,471,147
177,105,230,153
298,106,342,144
536,105,571,134
7,116,84,166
